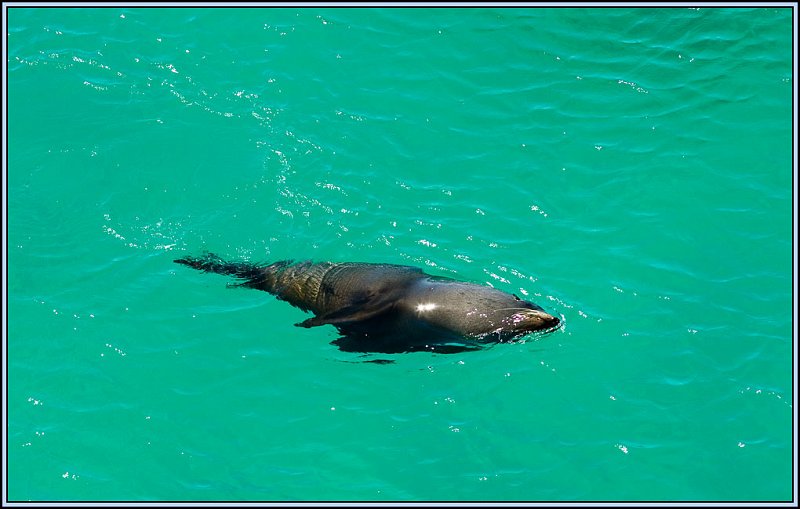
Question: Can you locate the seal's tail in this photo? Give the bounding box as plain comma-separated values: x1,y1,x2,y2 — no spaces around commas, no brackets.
174,252,292,291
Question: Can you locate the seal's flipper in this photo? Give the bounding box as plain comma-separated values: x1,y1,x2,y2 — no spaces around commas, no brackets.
175,253,276,289
295,297,397,328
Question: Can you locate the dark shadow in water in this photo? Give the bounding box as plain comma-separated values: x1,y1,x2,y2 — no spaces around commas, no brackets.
330,335,485,355
328,322,562,362
336,357,397,365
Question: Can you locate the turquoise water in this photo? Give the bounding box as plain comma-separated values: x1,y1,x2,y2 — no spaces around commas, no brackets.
5,6,795,502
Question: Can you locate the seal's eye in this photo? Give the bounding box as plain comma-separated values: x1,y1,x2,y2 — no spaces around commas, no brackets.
513,294,521,301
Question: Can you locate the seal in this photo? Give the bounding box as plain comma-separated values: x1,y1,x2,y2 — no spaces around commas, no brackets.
174,253,560,353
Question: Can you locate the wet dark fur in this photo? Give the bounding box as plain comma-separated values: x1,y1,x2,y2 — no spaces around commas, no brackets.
175,253,559,353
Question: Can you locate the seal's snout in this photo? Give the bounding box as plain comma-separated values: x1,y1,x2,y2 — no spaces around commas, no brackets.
534,309,560,330
543,312,560,329
512,309,560,332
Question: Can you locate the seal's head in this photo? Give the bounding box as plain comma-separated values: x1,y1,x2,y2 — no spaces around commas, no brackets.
407,280,561,342
496,304,561,338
